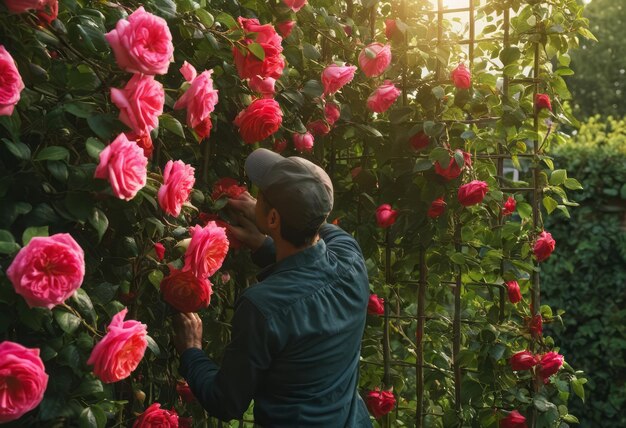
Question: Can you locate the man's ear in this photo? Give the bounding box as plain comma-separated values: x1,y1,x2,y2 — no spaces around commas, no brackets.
268,208,280,231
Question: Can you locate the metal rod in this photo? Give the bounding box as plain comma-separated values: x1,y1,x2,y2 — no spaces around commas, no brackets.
416,248,426,428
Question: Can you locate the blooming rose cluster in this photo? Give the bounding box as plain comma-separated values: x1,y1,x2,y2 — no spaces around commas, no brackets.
509,350,564,383
3,0,58,25
233,17,285,81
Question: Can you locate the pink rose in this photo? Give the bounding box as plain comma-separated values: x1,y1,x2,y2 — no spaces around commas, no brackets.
293,132,314,153
176,380,196,403
282,0,307,12
233,18,284,80
535,93,552,111
451,64,471,89
87,308,148,383
385,19,399,40
367,294,384,315
366,80,401,113
458,180,488,207
7,233,85,309
94,133,148,201
276,20,296,38
154,243,165,261
3,0,40,13
500,410,528,428
359,43,392,78
273,139,287,153
366,389,396,419
307,120,330,137
160,267,212,313
211,178,247,200
0,45,25,116
184,222,229,279
248,75,276,98
503,196,516,215
324,102,341,125
434,150,472,181
111,74,164,135
133,403,178,428
409,131,430,152
158,160,196,217
234,98,283,144
198,214,242,251
538,351,564,383
0,341,48,423
533,230,555,262
506,280,522,304
376,204,398,228
322,64,357,96
428,197,446,219
105,7,174,75
509,350,537,371
125,131,153,159
174,63,219,140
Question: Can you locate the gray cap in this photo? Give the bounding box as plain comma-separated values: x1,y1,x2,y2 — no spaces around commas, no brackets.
245,148,334,231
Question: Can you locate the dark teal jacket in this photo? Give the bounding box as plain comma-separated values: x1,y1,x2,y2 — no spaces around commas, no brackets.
179,224,372,427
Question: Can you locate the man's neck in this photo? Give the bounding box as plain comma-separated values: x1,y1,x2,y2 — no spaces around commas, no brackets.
273,234,320,262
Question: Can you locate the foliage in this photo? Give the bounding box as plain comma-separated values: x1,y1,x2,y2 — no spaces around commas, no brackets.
566,0,626,119
0,0,592,426
543,115,626,427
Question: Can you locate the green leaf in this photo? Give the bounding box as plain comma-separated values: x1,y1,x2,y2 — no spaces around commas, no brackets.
563,414,579,424
47,161,69,182
2,138,31,160
64,101,96,119
54,310,81,334
159,114,185,138
429,147,450,165
152,0,177,18
87,114,126,141
88,208,109,242
571,378,585,402
303,43,321,60
148,270,164,290
364,47,376,59
564,178,583,190
85,138,104,160
215,12,237,29
355,124,383,138
195,8,214,27
543,196,558,214
0,229,20,254
431,86,445,99
22,226,49,245
413,159,433,172
67,64,101,92
65,192,93,221
423,121,444,137
247,42,265,61
36,146,70,161
388,106,414,124
549,169,567,186
534,395,556,412
517,202,532,220
79,405,106,428
71,289,96,323
499,46,521,65
146,335,160,357
74,379,104,398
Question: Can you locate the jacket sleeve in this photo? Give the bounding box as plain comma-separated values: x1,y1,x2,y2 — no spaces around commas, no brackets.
250,236,276,268
179,298,273,421
318,223,364,258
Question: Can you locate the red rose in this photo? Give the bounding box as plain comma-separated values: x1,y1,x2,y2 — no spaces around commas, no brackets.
36,0,57,25
434,150,471,180
535,93,552,111
234,98,283,144
533,230,555,262
273,139,287,153
248,75,276,98
211,178,247,201
199,213,242,250
179,417,193,428
350,166,362,179
503,196,516,216
276,20,296,38
367,294,384,315
174,63,219,140
176,380,196,403
293,132,314,153
509,350,538,371
538,351,564,383
457,180,488,207
232,18,284,80
385,19,398,40
366,389,396,419
154,243,165,261
325,102,341,125
376,204,398,228
160,267,212,313
450,64,471,89
307,120,330,137
500,410,528,428
506,280,522,303
133,403,178,427
125,131,153,159
409,132,430,152
428,197,446,219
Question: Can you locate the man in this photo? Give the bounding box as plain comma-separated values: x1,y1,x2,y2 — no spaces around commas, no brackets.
173,148,372,427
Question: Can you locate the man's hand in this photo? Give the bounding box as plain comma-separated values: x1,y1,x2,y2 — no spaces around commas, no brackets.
172,313,203,355
226,192,266,251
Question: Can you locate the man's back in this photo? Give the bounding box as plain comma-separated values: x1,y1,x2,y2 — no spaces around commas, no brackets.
243,223,370,426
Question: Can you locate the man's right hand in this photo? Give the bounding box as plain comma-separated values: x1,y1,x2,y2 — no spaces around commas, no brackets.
226,192,266,252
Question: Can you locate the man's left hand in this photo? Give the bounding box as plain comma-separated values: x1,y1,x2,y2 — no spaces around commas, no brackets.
172,312,203,354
